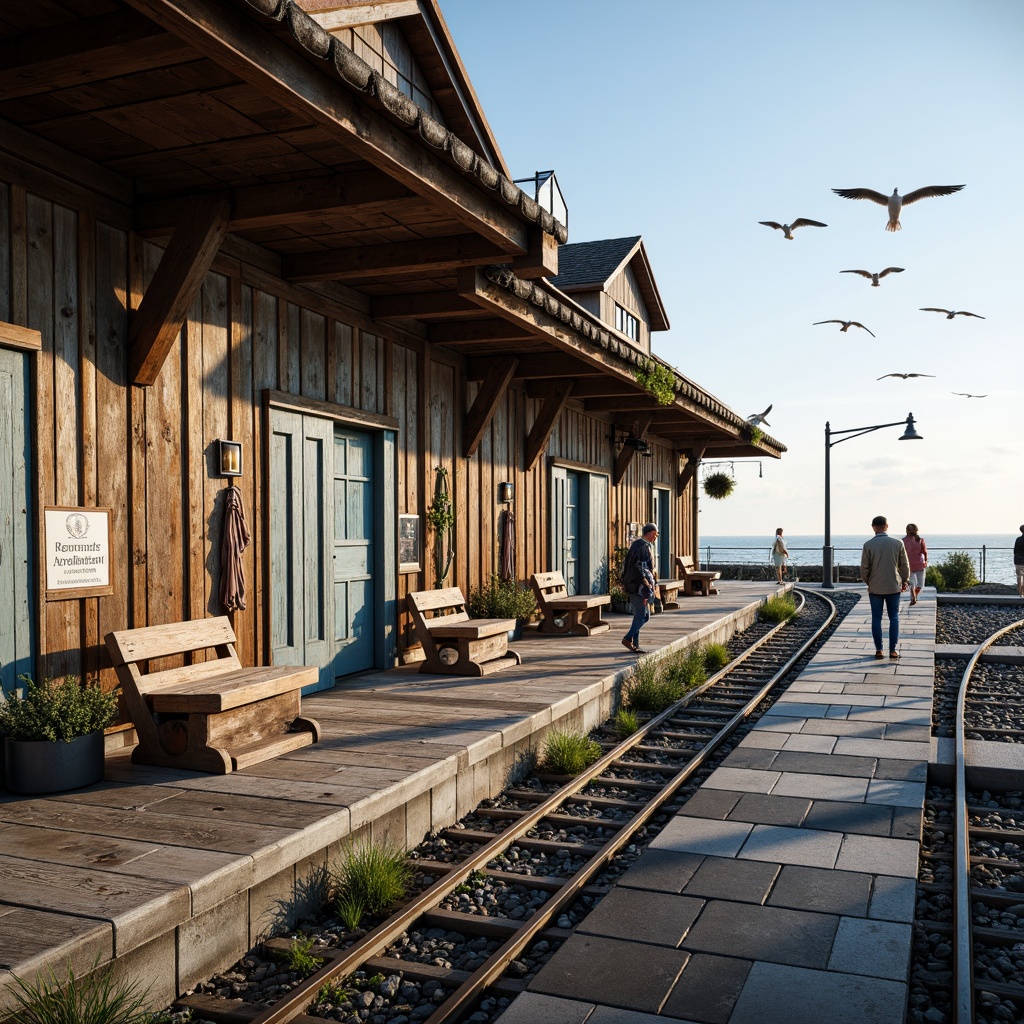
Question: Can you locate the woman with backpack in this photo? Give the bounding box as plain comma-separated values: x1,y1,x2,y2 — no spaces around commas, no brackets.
771,527,790,584
902,524,928,606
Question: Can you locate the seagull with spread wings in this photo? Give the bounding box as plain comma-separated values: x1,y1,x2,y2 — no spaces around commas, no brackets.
832,185,965,231
952,392,988,398
814,319,875,336
841,268,904,287
747,404,772,427
877,373,935,380
758,218,827,239
920,307,985,320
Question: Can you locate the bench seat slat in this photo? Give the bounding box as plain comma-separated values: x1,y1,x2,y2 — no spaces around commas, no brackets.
544,595,610,610
148,665,318,713
424,617,516,639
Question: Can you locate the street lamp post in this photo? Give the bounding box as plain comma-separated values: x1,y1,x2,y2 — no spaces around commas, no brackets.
822,413,922,589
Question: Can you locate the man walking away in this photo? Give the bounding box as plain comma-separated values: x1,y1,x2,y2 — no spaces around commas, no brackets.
861,515,911,660
1015,525,1024,599
621,523,658,654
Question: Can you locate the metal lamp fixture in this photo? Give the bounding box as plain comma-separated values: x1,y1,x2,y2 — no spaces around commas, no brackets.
497,481,514,504
822,412,923,589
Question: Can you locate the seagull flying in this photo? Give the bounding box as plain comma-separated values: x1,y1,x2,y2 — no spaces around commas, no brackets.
841,268,904,287
814,319,875,337
952,392,988,398
758,218,827,240
747,404,772,427
877,373,935,380
832,185,965,231
920,307,985,320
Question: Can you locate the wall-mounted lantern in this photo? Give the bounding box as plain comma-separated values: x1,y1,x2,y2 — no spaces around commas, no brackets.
218,439,243,477
497,481,514,504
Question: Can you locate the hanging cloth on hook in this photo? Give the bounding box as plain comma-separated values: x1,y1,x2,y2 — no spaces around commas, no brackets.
220,484,251,612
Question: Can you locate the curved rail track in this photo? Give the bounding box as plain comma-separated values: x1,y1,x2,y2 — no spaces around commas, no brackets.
180,588,839,1024
948,617,1024,1023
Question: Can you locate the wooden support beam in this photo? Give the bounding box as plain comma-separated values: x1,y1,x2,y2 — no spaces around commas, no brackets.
525,380,573,471
129,195,232,386
540,378,642,400
0,11,194,100
584,396,663,413
372,293,480,320
121,0,531,252
467,352,598,382
429,320,534,346
284,234,506,283
677,443,706,492
613,415,653,486
512,227,559,280
463,356,518,459
135,171,414,235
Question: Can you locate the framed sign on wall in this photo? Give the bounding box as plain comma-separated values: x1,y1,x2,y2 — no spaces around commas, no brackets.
398,514,421,573
43,506,114,600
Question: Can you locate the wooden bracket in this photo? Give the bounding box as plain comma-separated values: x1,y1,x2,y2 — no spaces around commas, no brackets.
463,355,518,459
678,442,708,491
525,380,573,471
512,226,559,280
129,194,232,385
613,415,653,486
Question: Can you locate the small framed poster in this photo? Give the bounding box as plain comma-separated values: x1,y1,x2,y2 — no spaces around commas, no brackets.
44,506,114,601
627,522,640,543
399,514,421,573
218,439,243,477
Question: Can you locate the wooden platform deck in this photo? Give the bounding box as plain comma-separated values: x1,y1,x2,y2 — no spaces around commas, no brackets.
0,583,783,1012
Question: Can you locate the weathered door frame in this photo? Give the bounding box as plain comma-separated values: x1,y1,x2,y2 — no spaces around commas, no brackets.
263,390,398,677
550,458,610,596
0,322,40,694
651,482,672,576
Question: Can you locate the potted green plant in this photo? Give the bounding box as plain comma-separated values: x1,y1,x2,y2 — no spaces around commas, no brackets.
1,675,118,795
609,545,632,612
703,471,735,500
467,574,537,641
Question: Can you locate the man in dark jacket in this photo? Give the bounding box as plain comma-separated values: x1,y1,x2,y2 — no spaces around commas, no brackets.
1014,525,1024,598
621,523,658,654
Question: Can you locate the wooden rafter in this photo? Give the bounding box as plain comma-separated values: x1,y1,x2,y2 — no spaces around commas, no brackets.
121,0,531,252
135,170,415,235
372,293,480,320
463,356,518,459
512,227,558,280
541,378,642,400
525,380,573,471
468,353,599,382
584,396,664,413
613,415,653,486
129,194,232,386
284,234,506,283
429,320,534,346
0,11,194,100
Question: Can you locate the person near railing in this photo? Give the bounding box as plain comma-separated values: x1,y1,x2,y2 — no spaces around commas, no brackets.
902,524,928,606
771,527,790,584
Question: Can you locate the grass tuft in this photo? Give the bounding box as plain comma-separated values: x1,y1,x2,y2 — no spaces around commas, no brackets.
8,960,150,1024
662,646,707,692
541,729,603,775
702,642,731,672
332,841,413,924
613,708,640,738
284,935,323,978
759,594,797,623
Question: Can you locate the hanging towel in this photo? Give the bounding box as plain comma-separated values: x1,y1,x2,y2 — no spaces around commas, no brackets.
500,507,516,581
220,484,251,612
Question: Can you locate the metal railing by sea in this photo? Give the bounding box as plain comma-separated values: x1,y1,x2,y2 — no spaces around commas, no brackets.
701,545,1014,584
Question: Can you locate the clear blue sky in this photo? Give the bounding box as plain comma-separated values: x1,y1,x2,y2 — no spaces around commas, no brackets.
442,0,1024,535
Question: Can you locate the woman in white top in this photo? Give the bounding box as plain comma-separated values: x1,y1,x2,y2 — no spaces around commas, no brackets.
771,527,790,584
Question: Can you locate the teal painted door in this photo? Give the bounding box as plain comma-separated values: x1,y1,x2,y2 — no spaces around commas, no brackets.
332,429,374,674
551,467,580,594
0,347,35,695
652,486,671,576
269,410,334,692
585,473,609,594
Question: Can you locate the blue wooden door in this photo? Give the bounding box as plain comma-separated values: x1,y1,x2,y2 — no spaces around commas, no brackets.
269,410,334,692
332,429,374,675
0,347,35,695
652,486,671,576
551,467,580,594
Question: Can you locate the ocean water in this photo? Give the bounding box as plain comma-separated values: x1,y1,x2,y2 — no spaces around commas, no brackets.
699,533,1021,585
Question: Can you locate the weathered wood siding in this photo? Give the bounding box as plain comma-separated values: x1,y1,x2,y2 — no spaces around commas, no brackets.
0,169,695,693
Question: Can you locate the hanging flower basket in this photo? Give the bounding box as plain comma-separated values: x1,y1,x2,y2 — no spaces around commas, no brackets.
703,472,735,500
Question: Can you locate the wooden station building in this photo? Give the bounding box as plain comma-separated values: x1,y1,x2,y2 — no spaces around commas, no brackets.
0,0,784,707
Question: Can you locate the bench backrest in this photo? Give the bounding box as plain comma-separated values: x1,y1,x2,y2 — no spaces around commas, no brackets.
530,571,568,604
676,555,696,577
407,587,471,625
105,616,241,694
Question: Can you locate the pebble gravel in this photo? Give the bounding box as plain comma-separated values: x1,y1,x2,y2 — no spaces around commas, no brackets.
933,659,1024,740
937,604,1024,645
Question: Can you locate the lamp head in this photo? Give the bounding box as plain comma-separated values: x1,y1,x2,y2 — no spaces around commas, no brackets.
898,413,923,441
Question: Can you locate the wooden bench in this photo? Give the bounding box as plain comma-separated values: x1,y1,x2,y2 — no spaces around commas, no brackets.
676,555,722,597
407,587,522,676
655,577,688,610
105,616,321,774
530,571,611,636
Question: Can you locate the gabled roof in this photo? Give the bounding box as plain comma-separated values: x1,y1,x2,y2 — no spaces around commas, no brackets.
548,236,670,331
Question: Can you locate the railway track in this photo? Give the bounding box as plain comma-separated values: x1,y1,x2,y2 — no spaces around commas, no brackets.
177,588,840,1024
918,616,1024,1024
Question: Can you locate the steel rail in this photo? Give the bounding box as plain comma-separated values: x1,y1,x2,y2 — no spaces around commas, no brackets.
953,616,1024,1024
245,588,833,1024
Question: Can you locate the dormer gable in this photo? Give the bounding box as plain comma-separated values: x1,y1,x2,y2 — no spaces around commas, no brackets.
546,236,669,355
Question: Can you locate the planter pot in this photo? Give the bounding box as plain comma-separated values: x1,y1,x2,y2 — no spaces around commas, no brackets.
3,731,105,795
612,600,631,614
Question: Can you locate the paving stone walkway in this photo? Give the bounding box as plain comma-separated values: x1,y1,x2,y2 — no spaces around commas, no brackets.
506,584,934,1024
